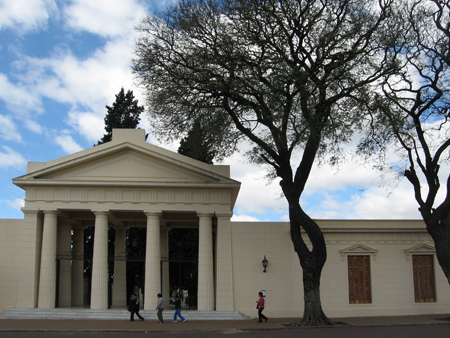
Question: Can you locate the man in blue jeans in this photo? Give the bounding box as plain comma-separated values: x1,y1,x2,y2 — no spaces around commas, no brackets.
173,296,186,322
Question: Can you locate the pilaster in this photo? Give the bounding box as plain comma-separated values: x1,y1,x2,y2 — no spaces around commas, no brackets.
215,212,234,311
71,225,85,306
160,226,170,304
112,226,127,307
57,221,72,307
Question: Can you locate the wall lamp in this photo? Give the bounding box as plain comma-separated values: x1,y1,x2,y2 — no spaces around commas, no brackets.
262,255,268,273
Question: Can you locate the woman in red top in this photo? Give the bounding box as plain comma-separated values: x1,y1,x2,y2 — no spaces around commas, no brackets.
256,292,268,322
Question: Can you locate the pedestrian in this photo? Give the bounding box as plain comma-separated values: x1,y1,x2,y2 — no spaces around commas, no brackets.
128,294,144,321
173,296,186,322
156,293,164,323
256,291,268,323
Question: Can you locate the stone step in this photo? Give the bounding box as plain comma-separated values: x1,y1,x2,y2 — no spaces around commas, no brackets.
0,308,249,321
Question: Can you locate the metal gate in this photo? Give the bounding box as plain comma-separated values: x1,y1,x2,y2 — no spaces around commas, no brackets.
161,259,198,310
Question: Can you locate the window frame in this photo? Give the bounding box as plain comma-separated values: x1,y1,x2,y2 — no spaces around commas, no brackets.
347,255,372,304
412,254,436,303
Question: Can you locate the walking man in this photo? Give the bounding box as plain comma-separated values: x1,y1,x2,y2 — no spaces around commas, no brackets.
173,296,186,322
128,294,144,321
156,293,164,323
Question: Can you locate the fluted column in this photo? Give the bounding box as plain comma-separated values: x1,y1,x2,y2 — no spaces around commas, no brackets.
90,211,109,309
38,210,59,308
57,221,72,307
215,212,234,311
197,213,215,311
71,225,85,306
112,226,127,307
144,212,161,309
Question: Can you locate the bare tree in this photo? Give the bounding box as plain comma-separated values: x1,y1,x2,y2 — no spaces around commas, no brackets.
360,0,450,288
133,0,399,325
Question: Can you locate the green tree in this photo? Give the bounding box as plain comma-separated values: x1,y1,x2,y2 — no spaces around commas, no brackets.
178,119,216,164
97,88,144,145
360,0,450,288
133,0,400,325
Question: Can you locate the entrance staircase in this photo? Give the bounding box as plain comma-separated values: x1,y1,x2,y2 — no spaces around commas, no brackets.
0,308,249,321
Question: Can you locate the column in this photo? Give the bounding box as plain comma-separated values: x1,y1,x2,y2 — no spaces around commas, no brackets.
197,213,214,311
71,225,85,306
144,212,161,310
57,221,72,307
112,226,127,307
16,209,43,308
215,212,234,311
160,226,170,304
90,211,109,309
38,210,59,308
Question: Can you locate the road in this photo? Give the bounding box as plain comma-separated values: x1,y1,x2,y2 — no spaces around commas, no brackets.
1,323,449,338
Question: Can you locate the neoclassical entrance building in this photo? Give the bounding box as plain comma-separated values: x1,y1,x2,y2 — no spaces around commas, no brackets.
1,128,449,318
9,129,239,312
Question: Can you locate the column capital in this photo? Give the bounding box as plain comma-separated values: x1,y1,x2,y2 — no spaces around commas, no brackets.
42,209,60,216
215,211,233,219
144,211,162,218
197,212,214,218
20,208,41,216
92,210,109,217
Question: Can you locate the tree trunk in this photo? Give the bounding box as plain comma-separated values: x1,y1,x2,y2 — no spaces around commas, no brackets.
287,192,332,326
300,260,331,326
425,213,450,289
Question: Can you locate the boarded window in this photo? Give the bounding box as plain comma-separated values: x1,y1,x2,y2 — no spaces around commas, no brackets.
412,255,436,302
348,255,371,304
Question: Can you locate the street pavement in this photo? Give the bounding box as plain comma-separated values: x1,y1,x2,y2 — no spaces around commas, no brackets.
0,313,449,334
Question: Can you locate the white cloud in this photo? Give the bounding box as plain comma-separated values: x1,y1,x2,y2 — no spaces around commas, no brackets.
350,185,421,219
67,111,105,144
0,0,58,33
0,146,26,169
54,130,84,154
223,151,287,218
0,73,43,117
24,119,43,134
231,214,262,222
0,115,22,142
8,36,144,144
5,198,24,211
63,0,147,38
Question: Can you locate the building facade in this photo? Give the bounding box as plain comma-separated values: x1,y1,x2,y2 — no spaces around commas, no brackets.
0,129,448,318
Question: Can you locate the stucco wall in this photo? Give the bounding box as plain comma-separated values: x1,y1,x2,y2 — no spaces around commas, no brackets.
0,219,24,313
231,221,450,319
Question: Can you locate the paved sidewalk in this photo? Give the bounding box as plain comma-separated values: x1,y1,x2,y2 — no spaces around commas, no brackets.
0,314,449,332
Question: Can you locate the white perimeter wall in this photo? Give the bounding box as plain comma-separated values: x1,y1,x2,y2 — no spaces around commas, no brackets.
1,218,449,318
0,219,24,313
230,221,450,319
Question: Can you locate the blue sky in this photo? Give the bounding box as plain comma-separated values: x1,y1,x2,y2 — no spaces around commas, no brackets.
0,0,425,222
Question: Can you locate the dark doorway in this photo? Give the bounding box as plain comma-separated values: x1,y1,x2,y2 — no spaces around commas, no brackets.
125,227,146,305
168,228,199,309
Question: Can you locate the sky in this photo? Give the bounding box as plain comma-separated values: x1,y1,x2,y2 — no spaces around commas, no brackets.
0,0,427,222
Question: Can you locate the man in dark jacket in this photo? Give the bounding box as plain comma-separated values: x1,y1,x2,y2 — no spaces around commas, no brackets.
128,294,144,321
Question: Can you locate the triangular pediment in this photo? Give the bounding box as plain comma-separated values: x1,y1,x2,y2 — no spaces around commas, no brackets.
340,244,378,255
405,244,435,254
13,129,241,207
35,148,221,183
